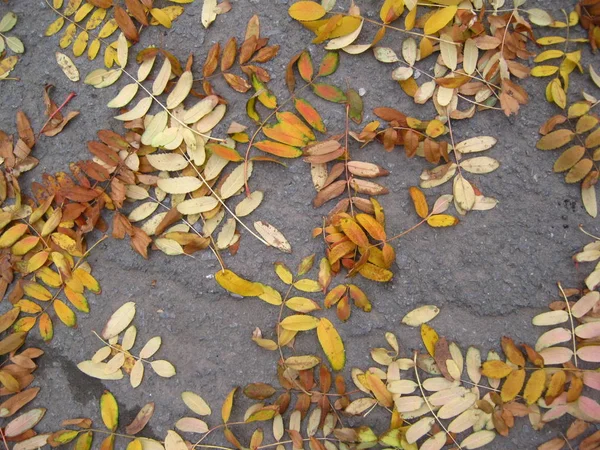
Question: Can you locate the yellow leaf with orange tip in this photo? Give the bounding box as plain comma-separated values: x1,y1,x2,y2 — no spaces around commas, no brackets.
380,0,404,24
427,214,459,227
254,141,302,158
13,317,36,333
409,187,429,218
294,98,326,133
524,369,546,404
340,218,369,247
26,251,49,274
215,270,264,297
39,313,53,342
100,390,119,431
328,241,356,265
11,236,40,256
51,233,82,256
481,360,513,379
501,368,525,402
54,300,76,327
288,1,326,21
222,387,236,422
366,371,393,407
0,224,28,248
421,324,438,357
317,318,345,371
423,5,457,35
65,287,90,313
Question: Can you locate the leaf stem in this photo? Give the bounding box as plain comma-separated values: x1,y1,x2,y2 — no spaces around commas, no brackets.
413,351,462,449
557,282,578,368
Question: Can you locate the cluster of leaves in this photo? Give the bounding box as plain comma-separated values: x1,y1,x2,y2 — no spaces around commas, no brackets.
78,301,175,386
536,97,600,217
358,107,500,216
45,0,194,67
0,12,24,80
578,0,600,50
529,9,586,110
46,390,164,449
0,102,105,344
289,0,540,117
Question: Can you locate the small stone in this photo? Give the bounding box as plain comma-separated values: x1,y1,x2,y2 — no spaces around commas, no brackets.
358,88,366,96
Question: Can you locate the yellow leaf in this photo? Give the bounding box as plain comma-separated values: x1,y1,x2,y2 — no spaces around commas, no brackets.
366,371,393,407
288,1,326,21
523,369,546,404
54,300,76,327
23,282,52,301
215,270,264,297
537,36,566,45
531,66,559,77
293,279,321,292
39,313,53,342
409,186,429,218
423,5,457,35
340,217,369,247
100,390,119,431
0,224,28,248
274,263,293,284
427,214,458,227
481,360,513,379
317,318,345,371
150,8,172,28
421,324,439,356
380,0,404,24
501,368,525,402
45,17,65,36
285,355,320,370
74,268,101,293
280,315,320,331
222,388,236,423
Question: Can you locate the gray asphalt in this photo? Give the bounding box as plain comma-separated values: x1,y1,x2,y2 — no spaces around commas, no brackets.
0,0,598,448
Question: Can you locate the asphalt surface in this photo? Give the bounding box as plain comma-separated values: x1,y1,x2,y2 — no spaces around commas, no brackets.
0,0,599,448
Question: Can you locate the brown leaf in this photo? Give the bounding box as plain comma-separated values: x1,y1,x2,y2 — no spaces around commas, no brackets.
221,37,237,72
16,111,34,148
125,0,149,26
131,227,152,258
203,43,220,78
114,6,139,42
125,402,154,435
